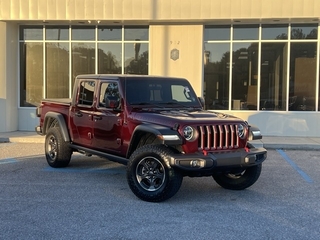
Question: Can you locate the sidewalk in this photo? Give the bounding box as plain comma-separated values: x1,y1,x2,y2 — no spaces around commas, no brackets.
1,131,320,150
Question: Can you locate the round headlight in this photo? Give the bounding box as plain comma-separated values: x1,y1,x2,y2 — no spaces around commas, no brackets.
183,126,194,141
237,124,246,139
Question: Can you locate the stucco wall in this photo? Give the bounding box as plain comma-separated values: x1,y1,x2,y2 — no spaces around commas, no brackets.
149,25,203,96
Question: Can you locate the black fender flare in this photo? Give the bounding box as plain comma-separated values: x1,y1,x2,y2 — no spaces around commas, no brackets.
127,123,183,157
43,112,70,142
248,124,262,140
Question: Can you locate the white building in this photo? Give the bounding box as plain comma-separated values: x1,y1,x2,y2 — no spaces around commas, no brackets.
1,0,320,136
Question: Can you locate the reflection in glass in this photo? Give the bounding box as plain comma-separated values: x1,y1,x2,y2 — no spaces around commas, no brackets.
262,25,288,40
98,26,122,41
233,25,259,40
124,27,149,40
260,43,288,110
291,25,318,39
19,26,43,40
124,43,148,74
71,26,95,40
72,43,95,87
19,43,43,107
289,42,317,111
232,43,258,110
204,43,230,110
98,43,122,74
46,26,69,40
204,26,230,40
46,43,69,98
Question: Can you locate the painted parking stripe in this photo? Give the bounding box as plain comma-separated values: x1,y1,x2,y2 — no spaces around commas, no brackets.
0,158,18,164
277,149,313,183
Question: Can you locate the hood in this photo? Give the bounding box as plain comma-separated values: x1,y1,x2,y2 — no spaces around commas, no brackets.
131,109,244,127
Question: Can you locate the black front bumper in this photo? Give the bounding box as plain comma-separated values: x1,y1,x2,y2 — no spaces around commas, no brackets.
35,126,43,135
170,147,267,171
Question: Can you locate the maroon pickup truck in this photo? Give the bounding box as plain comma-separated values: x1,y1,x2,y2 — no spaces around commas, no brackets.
36,74,267,202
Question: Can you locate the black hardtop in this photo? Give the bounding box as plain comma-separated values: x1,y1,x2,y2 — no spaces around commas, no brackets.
75,74,187,82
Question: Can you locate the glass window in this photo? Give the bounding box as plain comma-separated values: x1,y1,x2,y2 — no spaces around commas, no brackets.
78,81,95,106
98,43,122,74
289,42,317,111
260,43,288,110
204,43,230,110
71,26,95,40
204,26,230,41
233,25,259,40
19,43,43,107
262,25,288,40
98,26,122,41
124,43,148,74
45,26,69,40
72,43,95,86
291,24,318,39
99,82,120,108
232,43,258,110
124,27,149,41
19,26,43,40
46,43,69,98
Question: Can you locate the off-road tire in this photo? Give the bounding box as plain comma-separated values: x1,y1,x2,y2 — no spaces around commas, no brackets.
45,127,72,168
213,164,262,190
127,144,183,202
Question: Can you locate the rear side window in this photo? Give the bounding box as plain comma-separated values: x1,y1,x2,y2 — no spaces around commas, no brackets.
78,81,95,106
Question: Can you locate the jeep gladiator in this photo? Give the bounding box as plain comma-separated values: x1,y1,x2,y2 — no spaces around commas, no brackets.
36,74,267,202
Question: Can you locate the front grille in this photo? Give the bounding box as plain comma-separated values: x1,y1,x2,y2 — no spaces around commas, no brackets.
197,124,240,150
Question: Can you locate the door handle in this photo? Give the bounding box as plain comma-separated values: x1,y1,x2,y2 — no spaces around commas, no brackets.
75,112,83,117
93,116,102,121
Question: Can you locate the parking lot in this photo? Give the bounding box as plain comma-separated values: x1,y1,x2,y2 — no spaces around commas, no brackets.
1,142,320,240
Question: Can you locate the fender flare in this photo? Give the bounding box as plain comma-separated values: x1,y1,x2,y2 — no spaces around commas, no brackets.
127,123,183,157
43,112,70,142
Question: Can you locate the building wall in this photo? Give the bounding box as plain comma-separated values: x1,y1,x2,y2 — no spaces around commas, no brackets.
1,0,320,22
0,22,18,132
149,25,203,96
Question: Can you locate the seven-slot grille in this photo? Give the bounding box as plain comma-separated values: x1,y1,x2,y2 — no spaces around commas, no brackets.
197,124,240,150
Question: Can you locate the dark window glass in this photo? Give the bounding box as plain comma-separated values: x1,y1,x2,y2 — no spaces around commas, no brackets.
71,26,95,40
124,43,148,74
72,43,95,87
204,43,230,110
204,26,230,41
98,43,122,74
78,81,95,106
291,24,318,39
46,26,69,40
260,43,288,111
46,43,69,98
19,42,43,107
19,26,43,40
289,42,317,111
232,43,258,110
233,25,259,40
262,25,288,40
124,27,149,41
98,26,122,41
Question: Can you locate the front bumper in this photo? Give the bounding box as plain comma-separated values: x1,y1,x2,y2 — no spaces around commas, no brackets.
170,147,267,171
35,126,43,135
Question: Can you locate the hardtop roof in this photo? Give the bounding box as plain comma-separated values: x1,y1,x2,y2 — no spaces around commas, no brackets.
75,74,186,81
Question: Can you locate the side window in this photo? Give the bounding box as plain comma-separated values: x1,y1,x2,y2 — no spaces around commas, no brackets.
99,82,120,108
78,81,95,106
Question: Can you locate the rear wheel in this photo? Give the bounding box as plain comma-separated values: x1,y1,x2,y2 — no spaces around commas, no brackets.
45,127,72,168
127,145,183,202
213,164,262,190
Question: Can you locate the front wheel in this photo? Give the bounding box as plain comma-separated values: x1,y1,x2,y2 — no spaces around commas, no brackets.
126,145,183,202
213,164,262,190
45,127,72,168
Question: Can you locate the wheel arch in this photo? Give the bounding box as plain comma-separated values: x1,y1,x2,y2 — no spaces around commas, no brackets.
126,124,183,158
43,112,70,142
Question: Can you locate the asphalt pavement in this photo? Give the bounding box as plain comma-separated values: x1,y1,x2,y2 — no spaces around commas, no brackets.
1,131,320,150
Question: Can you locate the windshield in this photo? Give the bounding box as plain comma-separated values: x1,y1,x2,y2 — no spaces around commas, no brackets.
125,78,201,108
126,78,200,108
